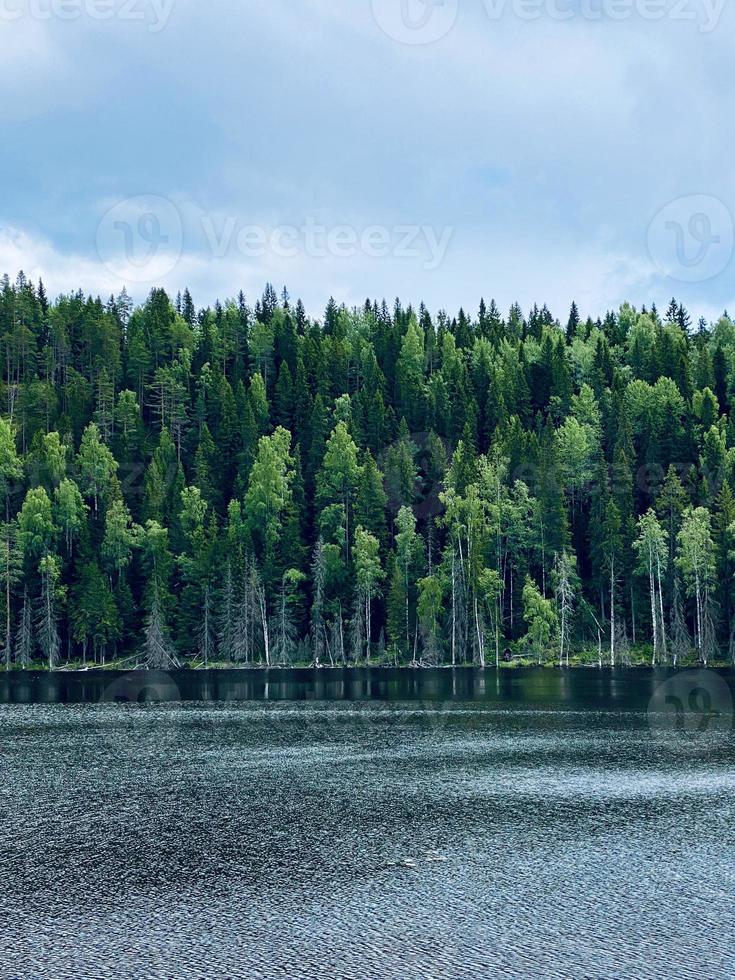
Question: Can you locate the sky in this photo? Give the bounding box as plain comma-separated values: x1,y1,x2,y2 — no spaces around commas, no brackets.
1,0,734,323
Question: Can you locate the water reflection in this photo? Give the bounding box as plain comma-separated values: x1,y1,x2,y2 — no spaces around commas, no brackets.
1,666,733,709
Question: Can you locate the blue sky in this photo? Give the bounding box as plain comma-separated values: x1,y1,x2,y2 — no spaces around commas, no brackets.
2,0,734,322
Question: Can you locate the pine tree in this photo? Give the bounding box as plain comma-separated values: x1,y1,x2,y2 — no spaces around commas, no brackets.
217,562,237,664
670,575,691,667
566,301,580,343
310,539,327,667
272,570,305,666
232,562,256,666
14,588,33,668
1,279,735,667
196,583,216,668
143,585,178,670
37,555,61,670
77,423,118,513
0,522,21,668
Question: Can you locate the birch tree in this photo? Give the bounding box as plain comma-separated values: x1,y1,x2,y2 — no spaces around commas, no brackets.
417,574,444,665
554,550,577,668
479,567,503,667
602,500,622,665
677,507,716,663
353,527,384,662
250,562,270,666
634,510,668,664
388,507,424,662
522,575,557,664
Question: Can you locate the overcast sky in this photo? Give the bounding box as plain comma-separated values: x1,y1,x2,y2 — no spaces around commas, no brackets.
2,0,734,322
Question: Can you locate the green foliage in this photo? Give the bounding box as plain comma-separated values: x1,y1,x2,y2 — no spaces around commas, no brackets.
522,576,558,663
1,277,734,666
18,488,55,559
243,427,295,583
77,423,118,513
0,418,22,515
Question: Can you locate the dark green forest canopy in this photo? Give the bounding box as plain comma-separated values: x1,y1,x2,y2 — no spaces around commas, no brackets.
0,272,733,668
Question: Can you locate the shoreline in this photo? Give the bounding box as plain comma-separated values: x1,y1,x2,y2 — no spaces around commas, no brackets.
3,661,731,676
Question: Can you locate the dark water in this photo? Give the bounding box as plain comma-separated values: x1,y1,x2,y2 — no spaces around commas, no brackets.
1,668,734,979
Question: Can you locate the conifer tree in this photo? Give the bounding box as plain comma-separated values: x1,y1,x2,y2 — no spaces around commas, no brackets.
14,587,33,668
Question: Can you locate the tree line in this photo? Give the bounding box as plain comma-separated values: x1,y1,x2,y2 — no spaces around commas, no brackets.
0,273,732,669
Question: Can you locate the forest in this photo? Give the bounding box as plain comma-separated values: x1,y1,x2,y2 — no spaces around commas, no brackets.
0,272,733,670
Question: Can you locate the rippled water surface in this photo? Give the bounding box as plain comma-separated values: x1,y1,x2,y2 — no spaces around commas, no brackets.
1,669,734,979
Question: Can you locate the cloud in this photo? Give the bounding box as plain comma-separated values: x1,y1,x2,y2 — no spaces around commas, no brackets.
1,1,735,320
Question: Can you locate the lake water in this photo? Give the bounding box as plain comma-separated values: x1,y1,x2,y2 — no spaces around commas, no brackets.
1,668,734,979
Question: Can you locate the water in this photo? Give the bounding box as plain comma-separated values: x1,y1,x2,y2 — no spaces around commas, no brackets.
1,668,733,979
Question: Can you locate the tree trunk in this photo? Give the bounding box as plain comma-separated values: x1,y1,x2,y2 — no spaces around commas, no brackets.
649,553,658,666
656,551,667,661
4,534,10,672
474,596,485,668
610,557,615,667
451,551,457,667
630,585,636,646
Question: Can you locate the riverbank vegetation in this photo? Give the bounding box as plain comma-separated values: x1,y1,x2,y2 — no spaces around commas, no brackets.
0,275,733,669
